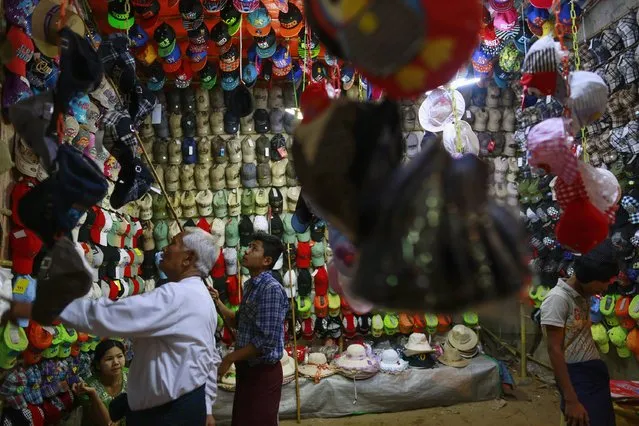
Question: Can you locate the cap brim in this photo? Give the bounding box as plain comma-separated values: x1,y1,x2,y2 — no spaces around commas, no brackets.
279,24,303,39
247,23,272,37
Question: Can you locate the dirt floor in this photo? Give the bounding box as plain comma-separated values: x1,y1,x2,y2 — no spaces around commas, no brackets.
281,378,561,426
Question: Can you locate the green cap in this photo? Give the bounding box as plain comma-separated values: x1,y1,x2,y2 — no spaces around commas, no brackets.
241,188,255,215
282,213,297,244
311,241,325,267
213,190,228,218
225,217,240,248
153,220,169,250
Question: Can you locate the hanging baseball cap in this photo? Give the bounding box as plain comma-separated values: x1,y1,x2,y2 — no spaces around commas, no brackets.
203,0,228,13
279,2,303,38
221,2,242,35
160,44,183,73
341,63,356,90
127,24,149,48
26,55,58,91
187,45,208,72
247,3,272,37
255,28,277,59
135,0,161,30
211,21,232,48
221,70,240,91
31,0,87,58
145,62,166,91
188,24,210,46
233,0,259,13
174,62,194,89
2,73,32,110
154,23,177,58
108,0,135,30
0,26,34,77
180,0,205,31
220,44,240,72
272,45,291,69
298,29,320,59
312,61,329,83
243,63,259,88
199,62,218,90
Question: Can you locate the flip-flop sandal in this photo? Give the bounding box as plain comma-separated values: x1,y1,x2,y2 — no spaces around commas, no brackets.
383,313,399,335
371,314,384,338
600,294,617,316
0,323,28,369
56,325,77,359
615,296,631,319
314,295,328,318
629,295,639,320
27,322,53,352
604,315,620,328
399,313,414,335
328,293,341,317
412,314,426,334
296,296,312,319
463,312,479,327
436,314,452,333
591,323,609,354
424,313,438,334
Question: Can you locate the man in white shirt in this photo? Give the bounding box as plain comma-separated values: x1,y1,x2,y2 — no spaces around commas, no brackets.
6,228,221,426
541,239,619,426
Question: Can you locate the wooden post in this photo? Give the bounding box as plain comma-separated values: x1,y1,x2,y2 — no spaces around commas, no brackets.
286,249,302,423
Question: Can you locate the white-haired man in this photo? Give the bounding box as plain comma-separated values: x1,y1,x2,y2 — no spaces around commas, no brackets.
6,228,221,426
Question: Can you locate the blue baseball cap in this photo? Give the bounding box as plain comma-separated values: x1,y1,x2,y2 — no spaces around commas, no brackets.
221,70,240,91
287,61,303,84
242,63,258,88
247,5,271,33
324,52,338,67
163,43,182,64
340,64,355,90
272,45,291,69
128,24,149,48
493,64,511,89
68,94,91,124
182,137,197,164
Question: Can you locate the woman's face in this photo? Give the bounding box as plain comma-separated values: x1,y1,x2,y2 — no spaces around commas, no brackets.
98,347,125,377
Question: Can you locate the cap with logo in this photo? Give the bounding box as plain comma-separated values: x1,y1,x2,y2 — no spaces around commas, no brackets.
228,189,241,216
271,159,287,187
247,4,271,37
221,3,242,35
278,2,303,38
255,28,277,59
269,188,283,214
241,188,255,215
253,109,270,134
257,163,271,187
254,188,269,215
213,190,228,217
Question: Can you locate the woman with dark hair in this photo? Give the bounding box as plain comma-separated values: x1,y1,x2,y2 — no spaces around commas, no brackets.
73,339,129,426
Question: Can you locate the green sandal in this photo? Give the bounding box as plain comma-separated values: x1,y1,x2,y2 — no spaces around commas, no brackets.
0,323,28,369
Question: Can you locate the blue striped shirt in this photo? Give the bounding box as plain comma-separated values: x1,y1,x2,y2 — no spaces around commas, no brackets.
236,271,289,366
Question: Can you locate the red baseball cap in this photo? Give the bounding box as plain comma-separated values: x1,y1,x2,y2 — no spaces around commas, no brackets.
197,217,211,233
10,227,42,275
227,275,240,305
11,177,38,228
211,248,226,279
313,265,328,296
2,26,34,77
296,242,311,269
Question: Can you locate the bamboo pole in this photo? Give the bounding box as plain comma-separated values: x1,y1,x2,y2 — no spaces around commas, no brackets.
519,302,528,378
482,327,552,371
286,247,302,424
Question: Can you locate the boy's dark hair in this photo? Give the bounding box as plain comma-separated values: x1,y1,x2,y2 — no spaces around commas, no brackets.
253,232,284,270
574,239,620,284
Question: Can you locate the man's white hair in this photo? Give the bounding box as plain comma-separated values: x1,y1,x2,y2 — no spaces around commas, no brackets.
182,228,219,276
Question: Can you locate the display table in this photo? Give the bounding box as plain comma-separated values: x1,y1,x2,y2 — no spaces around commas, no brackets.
212,355,501,424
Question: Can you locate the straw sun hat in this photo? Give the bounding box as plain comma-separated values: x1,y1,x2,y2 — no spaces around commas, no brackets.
298,353,336,383
333,344,379,380
446,325,479,359
404,333,436,357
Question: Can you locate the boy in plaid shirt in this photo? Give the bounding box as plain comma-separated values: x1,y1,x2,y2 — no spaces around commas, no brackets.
211,232,288,426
